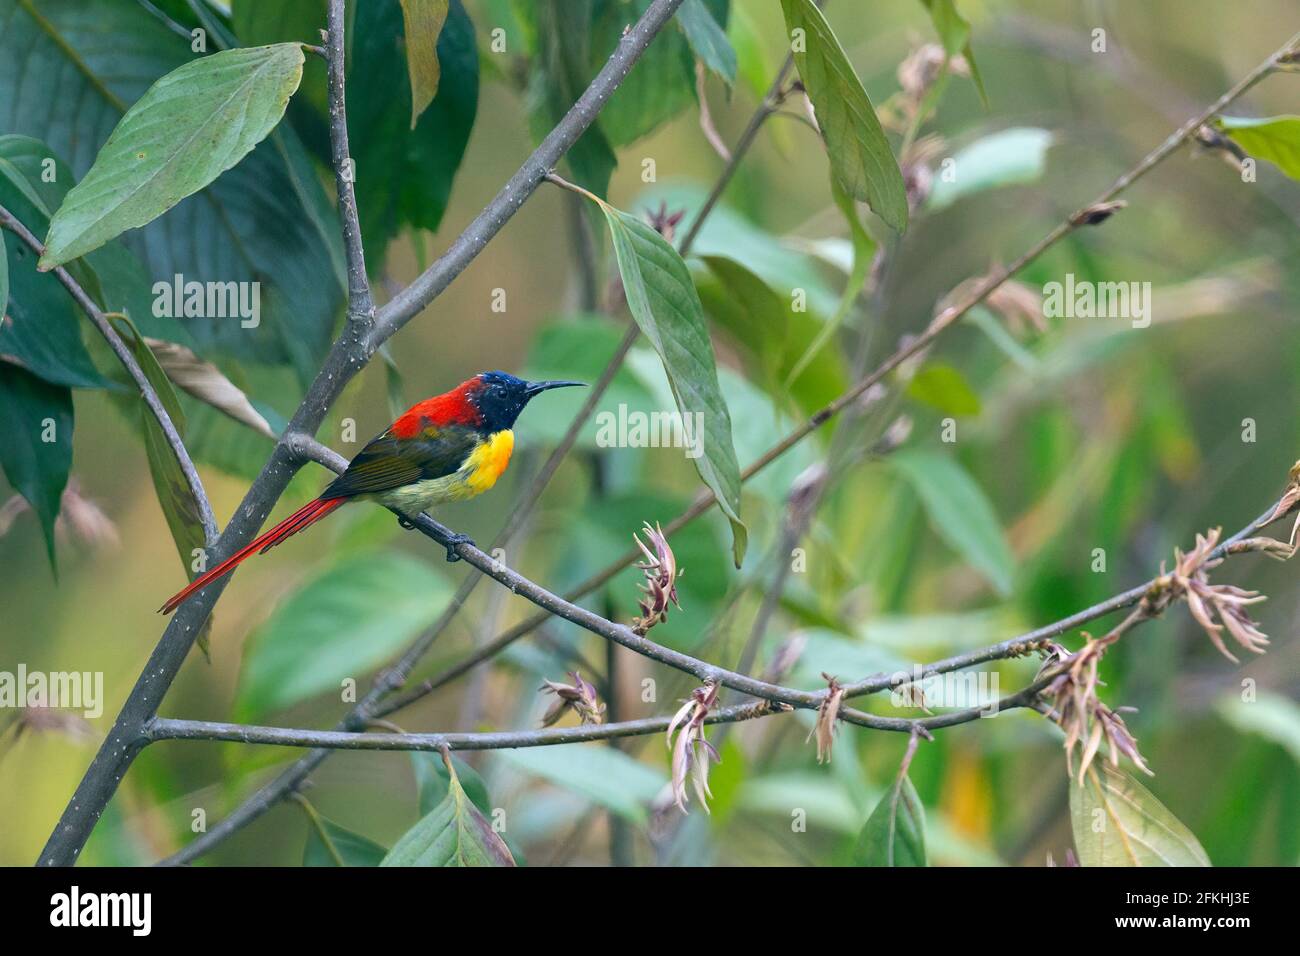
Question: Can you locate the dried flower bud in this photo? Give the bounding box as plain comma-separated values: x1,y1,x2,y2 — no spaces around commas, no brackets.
1264,459,1300,553
897,43,970,102
645,201,686,244
1070,200,1127,227
807,673,844,763
1039,637,1151,783
632,522,682,634
666,680,720,813
539,671,605,727
1153,528,1271,663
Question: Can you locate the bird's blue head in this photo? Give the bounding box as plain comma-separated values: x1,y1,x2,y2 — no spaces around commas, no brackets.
468,371,585,431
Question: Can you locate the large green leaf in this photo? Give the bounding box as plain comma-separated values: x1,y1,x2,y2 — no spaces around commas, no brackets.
889,449,1015,595
0,363,72,569
349,0,478,270
779,0,907,230
303,815,388,866
1,0,344,373
676,0,736,85
853,774,927,866
1217,115,1300,180
1069,764,1211,867
40,43,305,268
599,202,747,565
496,744,667,824
236,551,452,719
382,758,515,866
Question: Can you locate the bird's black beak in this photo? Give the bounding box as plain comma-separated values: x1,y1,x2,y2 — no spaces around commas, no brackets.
524,379,586,398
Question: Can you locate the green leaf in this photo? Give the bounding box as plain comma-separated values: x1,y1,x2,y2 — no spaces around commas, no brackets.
496,745,667,824
906,362,982,416
523,0,616,197
592,0,697,147
889,449,1015,595
236,552,452,719
1217,115,1300,180
0,232,7,322
1069,764,1211,867
919,0,986,103
1216,692,1300,765
0,363,72,570
382,757,515,866
411,751,492,816
0,140,109,389
677,0,737,84
400,0,450,128
854,774,927,866
2,0,344,372
303,816,388,866
598,202,747,565
105,313,210,581
349,0,478,270
928,128,1054,210
779,0,908,230
40,44,305,268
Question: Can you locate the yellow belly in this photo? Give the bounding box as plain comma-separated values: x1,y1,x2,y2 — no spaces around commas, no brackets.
375,429,514,516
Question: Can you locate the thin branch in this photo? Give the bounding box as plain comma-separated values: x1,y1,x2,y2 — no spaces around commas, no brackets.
0,204,219,546
325,0,374,328
39,0,690,867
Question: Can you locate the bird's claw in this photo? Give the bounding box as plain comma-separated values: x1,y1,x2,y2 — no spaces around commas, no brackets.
442,532,473,562
396,516,417,531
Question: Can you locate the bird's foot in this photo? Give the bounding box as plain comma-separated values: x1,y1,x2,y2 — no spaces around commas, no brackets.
441,532,473,563
396,516,417,531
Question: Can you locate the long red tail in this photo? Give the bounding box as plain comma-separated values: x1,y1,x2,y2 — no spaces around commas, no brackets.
159,496,348,614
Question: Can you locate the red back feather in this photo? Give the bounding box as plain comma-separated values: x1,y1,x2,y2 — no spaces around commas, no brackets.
391,377,484,439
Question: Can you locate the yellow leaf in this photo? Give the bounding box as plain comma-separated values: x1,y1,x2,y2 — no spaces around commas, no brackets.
401,0,450,129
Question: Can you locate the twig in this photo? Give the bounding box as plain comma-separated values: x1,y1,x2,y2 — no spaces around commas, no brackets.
324,0,374,328
0,204,218,546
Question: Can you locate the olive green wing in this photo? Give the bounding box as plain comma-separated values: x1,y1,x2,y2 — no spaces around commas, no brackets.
322,426,480,499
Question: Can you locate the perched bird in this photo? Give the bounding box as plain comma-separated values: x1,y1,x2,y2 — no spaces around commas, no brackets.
159,371,583,614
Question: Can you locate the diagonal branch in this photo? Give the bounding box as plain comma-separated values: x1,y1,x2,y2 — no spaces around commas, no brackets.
0,203,218,546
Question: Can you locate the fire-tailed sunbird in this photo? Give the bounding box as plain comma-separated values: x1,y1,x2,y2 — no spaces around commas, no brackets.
159,371,584,614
